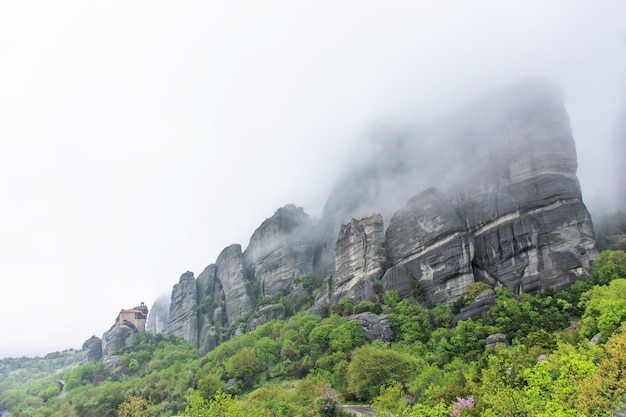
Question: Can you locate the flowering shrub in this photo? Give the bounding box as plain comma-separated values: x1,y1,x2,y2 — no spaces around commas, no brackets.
315,385,340,417
450,396,474,417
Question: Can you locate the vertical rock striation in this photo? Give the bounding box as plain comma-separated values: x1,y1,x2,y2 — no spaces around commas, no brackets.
382,188,475,303
150,79,598,355
164,272,199,345
330,213,386,303
243,205,318,297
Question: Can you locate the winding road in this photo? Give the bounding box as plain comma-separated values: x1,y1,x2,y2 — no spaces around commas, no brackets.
341,404,377,416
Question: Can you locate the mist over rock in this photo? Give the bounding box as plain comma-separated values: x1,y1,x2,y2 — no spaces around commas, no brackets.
146,294,169,335
243,204,318,297
149,79,598,354
321,78,597,298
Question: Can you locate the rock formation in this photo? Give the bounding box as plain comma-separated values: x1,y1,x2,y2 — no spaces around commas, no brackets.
320,79,597,302
164,272,199,344
382,189,475,303
148,79,598,354
81,336,102,363
347,312,394,343
101,303,148,359
243,204,318,297
330,213,386,303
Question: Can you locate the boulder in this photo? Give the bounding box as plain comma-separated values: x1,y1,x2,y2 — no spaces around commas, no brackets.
247,304,285,331
452,290,496,324
347,312,394,343
485,333,509,349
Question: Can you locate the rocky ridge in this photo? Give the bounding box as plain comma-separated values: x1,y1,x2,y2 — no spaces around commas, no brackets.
147,79,598,354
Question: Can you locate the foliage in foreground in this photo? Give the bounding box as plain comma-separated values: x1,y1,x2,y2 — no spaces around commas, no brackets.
1,250,625,417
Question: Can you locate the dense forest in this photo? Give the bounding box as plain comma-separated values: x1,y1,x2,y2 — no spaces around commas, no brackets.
2,248,626,417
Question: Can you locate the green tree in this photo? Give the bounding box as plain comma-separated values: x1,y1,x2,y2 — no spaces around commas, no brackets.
590,250,626,285
118,396,154,417
579,278,626,339
372,382,409,415
225,347,261,386
346,345,420,400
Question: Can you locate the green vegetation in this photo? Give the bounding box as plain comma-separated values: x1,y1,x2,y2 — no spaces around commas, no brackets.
2,250,626,416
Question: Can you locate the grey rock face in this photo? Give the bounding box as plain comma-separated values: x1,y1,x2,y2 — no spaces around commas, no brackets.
154,79,599,355
450,85,598,293
452,290,496,325
81,336,102,363
164,271,199,345
382,189,475,303
243,205,318,297
102,325,133,359
485,333,509,349
196,264,219,356
216,244,254,327
347,312,394,343
331,214,386,303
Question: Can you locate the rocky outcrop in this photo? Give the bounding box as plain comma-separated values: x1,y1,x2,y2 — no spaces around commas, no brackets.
81,336,102,363
216,245,254,327
485,333,509,349
320,79,597,304
151,79,598,355
102,326,134,359
101,303,148,359
448,82,598,293
452,290,496,325
164,272,199,344
243,205,318,297
382,189,475,303
247,304,285,331
347,312,394,343
329,214,386,303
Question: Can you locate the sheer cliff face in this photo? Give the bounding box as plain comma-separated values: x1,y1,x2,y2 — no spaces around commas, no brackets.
152,205,320,352
163,272,199,345
243,204,318,297
323,79,597,301
382,188,475,303
331,213,386,303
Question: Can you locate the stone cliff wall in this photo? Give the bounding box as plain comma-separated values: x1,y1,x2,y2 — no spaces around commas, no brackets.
330,213,386,303
381,188,475,304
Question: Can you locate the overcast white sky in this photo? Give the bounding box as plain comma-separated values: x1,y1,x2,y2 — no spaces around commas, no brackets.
1,1,625,357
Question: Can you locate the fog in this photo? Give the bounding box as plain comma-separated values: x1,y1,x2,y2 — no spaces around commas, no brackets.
0,1,624,357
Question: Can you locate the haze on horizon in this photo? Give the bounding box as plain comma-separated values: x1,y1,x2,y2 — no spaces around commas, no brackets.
0,1,625,358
